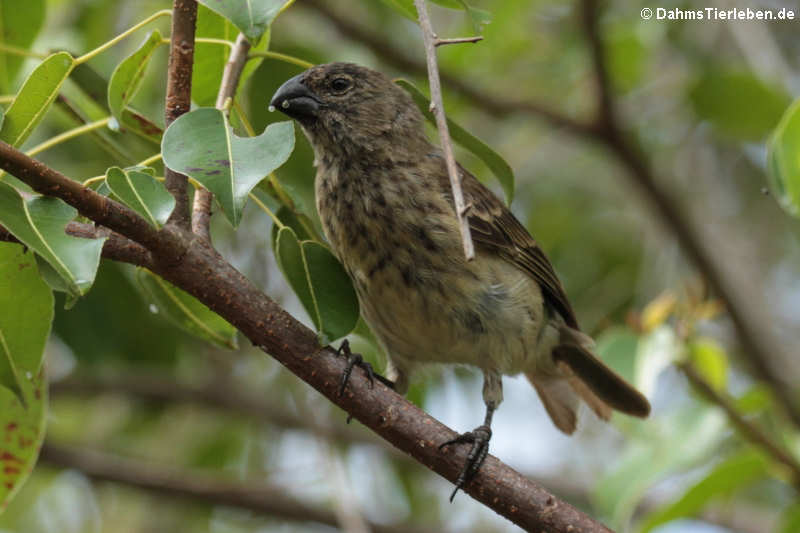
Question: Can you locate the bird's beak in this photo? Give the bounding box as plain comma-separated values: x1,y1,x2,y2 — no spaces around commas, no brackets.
270,74,320,120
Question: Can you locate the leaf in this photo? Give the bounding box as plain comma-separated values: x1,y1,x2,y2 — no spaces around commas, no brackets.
0,182,105,299
269,205,315,250
0,371,47,513
640,291,676,332
767,98,800,218
689,68,790,141
779,504,800,533
688,337,728,392
0,52,75,147
193,4,237,107
105,167,174,229
107,30,163,121
396,79,515,204
0,243,53,402
196,0,287,42
137,269,238,349
380,0,491,30
162,108,295,226
639,449,769,532
274,227,359,343
0,0,46,93
119,108,163,145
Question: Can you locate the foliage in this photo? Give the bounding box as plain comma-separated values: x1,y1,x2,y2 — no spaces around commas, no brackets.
0,0,797,532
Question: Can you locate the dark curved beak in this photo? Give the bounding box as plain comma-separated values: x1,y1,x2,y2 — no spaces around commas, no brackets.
270,74,320,120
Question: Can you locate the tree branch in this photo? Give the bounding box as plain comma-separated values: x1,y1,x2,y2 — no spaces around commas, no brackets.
413,0,475,261
578,0,800,428
39,442,438,533
680,362,800,489
164,0,198,228
0,142,610,532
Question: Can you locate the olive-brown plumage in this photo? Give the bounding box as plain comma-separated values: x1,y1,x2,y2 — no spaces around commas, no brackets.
271,63,650,495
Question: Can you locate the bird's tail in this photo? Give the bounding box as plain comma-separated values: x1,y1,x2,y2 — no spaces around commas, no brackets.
526,326,650,435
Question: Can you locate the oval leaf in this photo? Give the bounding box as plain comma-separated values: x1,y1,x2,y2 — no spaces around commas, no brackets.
396,79,515,205
0,371,47,513
137,269,238,349
0,0,46,93
767,98,800,218
162,108,295,226
197,0,287,42
688,337,728,392
108,30,163,120
0,243,53,402
274,227,358,343
639,449,768,533
105,166,175,228
0,182,105,298
689,68,790,141
0,52,75,147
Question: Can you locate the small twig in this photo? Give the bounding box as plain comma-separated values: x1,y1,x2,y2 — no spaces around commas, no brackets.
413,0,475,261
191,33,252,241
39,442,437,533
164,0,198,228
434,36,483,47
680,362,800,490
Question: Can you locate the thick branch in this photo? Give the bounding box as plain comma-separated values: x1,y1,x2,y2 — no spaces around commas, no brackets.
413,0,475,261
39,442,437,533
164,0,198,228
579,0,800,427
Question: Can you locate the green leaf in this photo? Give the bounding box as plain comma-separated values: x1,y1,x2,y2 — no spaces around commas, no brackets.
105,166,175,228
396,79,515,204
639,449,769,532
137,269,239,349
269,205,315,250
196,0,287,42
379,0,490,30
119,108,163,145
0,52,75,147
0,371,47,513
107,30,163,121
0,243,53,402
688,337,728,392
767,98,800,218
0,0,46,93
779,504,800,533
689,68,790,141
0,182,105,299
274,227,359,343
162,108,295,226
193,4,237,107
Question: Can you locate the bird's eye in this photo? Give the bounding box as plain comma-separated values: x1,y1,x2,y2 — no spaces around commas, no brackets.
330,77,352,93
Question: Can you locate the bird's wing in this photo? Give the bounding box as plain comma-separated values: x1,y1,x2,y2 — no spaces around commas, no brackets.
459,165,580,329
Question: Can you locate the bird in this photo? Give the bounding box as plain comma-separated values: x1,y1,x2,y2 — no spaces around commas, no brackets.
270,62,650,498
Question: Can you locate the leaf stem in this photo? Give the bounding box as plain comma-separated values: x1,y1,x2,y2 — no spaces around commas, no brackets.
75,10,172,65
0,43,48,60
25,117,111,158
137,153,164,168
249,191,284,228
194,38,235,49
247,51,313,69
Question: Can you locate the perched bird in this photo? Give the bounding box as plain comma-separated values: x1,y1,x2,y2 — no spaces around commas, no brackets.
270,63,650,497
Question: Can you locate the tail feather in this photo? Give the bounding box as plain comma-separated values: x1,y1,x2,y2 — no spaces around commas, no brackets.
555,327,651,418
528,375,580,434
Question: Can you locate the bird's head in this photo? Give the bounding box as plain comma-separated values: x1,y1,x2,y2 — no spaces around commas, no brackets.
270,62,428,160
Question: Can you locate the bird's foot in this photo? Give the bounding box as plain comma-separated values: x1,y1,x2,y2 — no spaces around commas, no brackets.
336,339,375,397
439,424,492,501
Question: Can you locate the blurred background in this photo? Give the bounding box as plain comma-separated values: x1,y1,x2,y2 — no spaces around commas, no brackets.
2,0,800,531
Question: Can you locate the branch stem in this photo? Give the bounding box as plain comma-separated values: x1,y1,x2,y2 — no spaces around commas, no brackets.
413,0,475,261
75,9,172,65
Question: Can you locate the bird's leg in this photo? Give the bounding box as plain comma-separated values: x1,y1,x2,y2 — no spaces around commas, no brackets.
439,370,502,501
335,339,376,397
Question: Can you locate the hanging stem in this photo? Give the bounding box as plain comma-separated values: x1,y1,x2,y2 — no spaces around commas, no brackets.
75,10,172,65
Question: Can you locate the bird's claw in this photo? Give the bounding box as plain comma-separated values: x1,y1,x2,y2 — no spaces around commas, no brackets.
336,340,375,398
439,424,492,501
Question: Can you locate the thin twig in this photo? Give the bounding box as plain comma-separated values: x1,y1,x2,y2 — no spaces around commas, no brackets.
413,0,475,261
435,36,483,47
579,0,800,428
39,442,438,533
190,33,252,241
164,0,198,228
680,362,800,489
